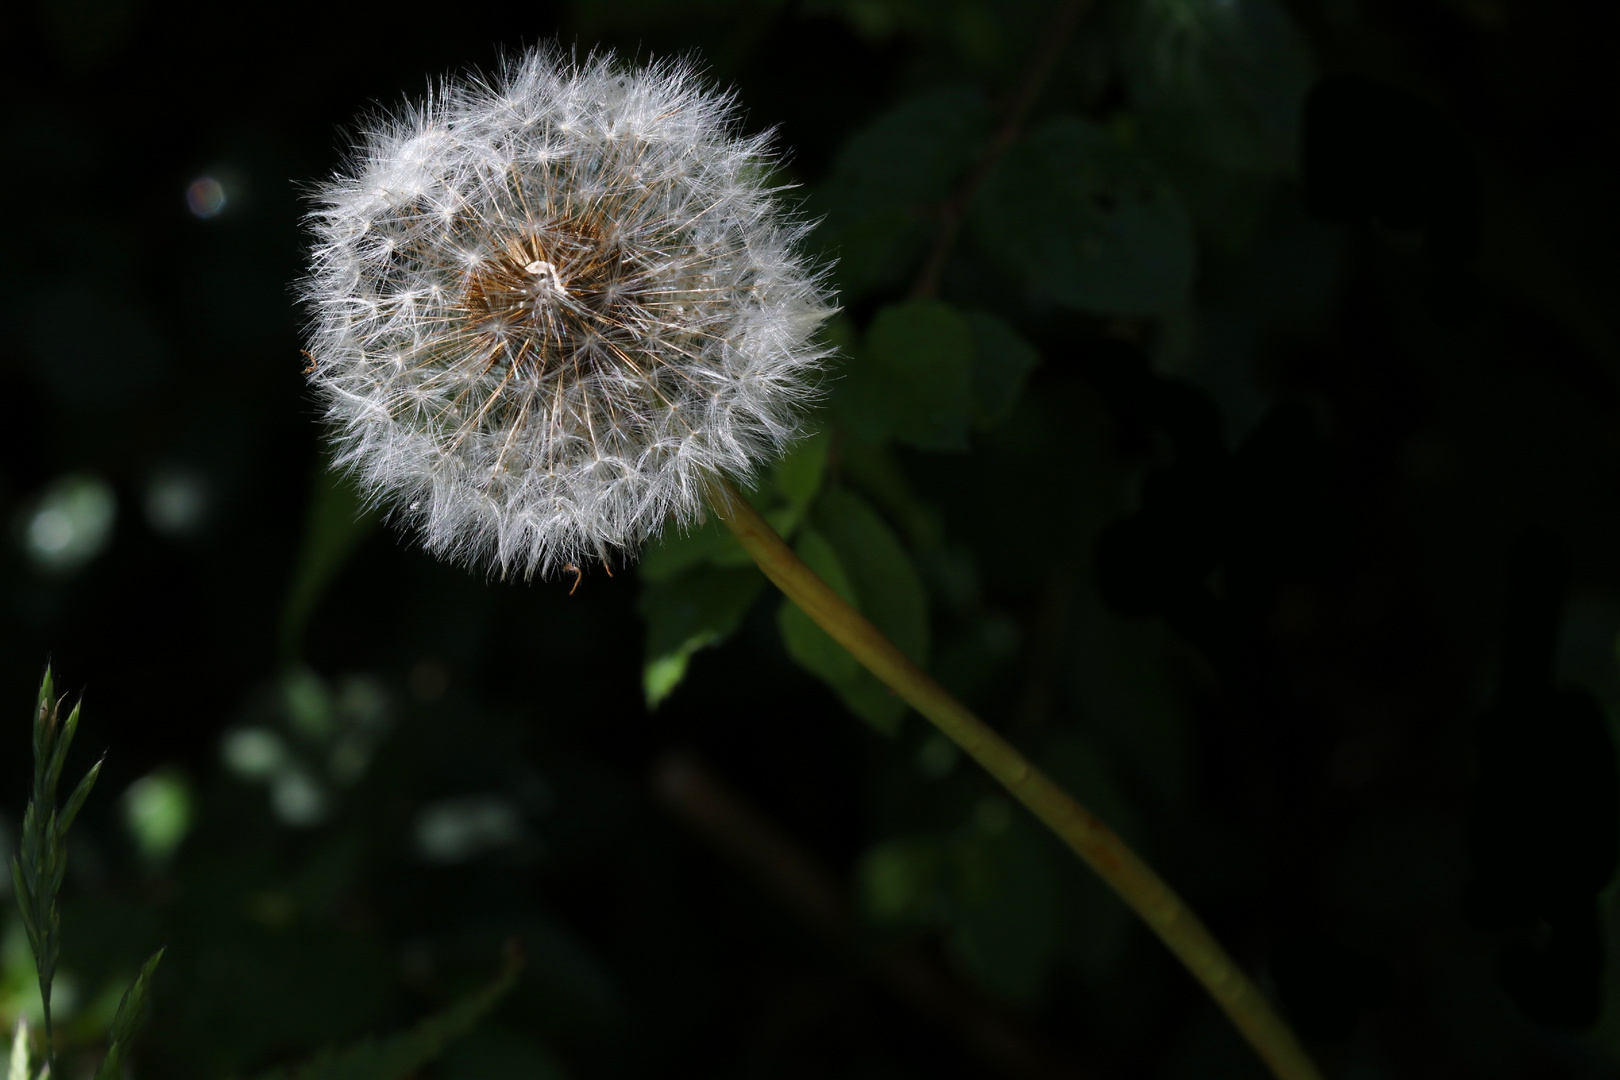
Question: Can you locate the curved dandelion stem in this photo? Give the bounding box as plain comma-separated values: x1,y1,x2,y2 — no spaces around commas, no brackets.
710,478,1324,1080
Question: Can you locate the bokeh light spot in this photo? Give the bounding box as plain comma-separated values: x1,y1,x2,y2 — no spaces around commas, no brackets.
414,795,523,863
123,770,194,866
22,475,116,573
221,727,288,781
271,770,329,827
186,176,226,218
144,469,209,535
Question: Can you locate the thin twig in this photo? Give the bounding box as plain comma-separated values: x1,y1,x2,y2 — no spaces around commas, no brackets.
910,0,1090,300
710,479,1323,1080
1011,564,1078,736
652,751,1086,1080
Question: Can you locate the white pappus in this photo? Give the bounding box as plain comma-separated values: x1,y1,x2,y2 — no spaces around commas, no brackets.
300,47,835,579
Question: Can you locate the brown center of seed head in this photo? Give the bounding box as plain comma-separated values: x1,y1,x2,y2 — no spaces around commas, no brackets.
461,217,645,380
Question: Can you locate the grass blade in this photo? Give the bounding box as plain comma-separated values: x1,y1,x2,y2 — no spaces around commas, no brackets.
94,948,165,1080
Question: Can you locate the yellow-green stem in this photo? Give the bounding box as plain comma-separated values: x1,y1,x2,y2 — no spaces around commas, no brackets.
711,479,1323,1080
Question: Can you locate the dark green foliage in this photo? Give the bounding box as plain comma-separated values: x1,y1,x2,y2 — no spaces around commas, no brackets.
1302,75,1479,259
12,671,164,1079
637,432,835,705
972,117,1195,314
94,948,165,1080
963,312,1040,431
640,566,766,708
778,490,929,734
6,0,1620,1076
281,470,380,659
835,300,977,451
860,805,1060,1002
1469,535,1619,1029
1120,0,1314,175
250,948,522,1080
436,1025,568,1080
777,529,865,685
11,669,102,1072
809,87,992,297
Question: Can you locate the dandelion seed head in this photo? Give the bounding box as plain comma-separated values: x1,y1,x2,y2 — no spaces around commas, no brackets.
300,46,834,578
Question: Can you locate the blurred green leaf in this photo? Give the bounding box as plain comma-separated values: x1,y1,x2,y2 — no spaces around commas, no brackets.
859,836,949,927
814,0,1016,66
777,529,864,686
637,517,747,583
818,488,929,667
835,300,976,451
964,311,1040,430
640,469,814,584
640,565,766,707
858,807,1060,1002
59,755,101,837
94,948,164,1080
829,676,909,733
639,447,836,707
810,86,992,296
279,468,378,659
777,490,927,735
1124,0,1315,175
166,910,397,1074
1068,615,1196,809
774,428,833,509
251,947,522,1080
946,811,1060,1002
931,612,1021,702
439,1025,568,1080
973,116,1196,314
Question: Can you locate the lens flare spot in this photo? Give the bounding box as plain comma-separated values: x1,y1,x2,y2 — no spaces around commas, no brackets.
186,176,227,218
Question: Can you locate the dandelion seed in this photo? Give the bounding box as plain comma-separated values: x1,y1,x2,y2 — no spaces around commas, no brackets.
299,46,835,578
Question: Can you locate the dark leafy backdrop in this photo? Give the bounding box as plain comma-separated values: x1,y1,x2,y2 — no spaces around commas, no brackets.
3,0,1619,1077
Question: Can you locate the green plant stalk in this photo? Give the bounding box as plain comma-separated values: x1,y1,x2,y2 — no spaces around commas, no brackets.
15,670,103,1080
711,479,1323,1080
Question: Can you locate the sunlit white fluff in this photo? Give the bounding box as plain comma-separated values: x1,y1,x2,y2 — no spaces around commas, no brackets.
301,47,833,578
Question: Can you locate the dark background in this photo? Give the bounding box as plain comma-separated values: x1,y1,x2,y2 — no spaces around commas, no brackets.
4,0,1620,1077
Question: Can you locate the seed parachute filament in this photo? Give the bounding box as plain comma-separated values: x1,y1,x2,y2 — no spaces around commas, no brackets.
301,47,834,577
